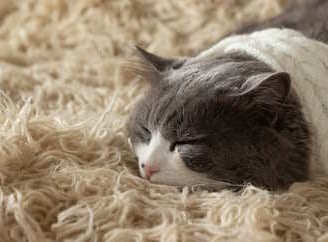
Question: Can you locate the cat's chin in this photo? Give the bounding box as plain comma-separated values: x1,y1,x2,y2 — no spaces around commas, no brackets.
147,172,233,191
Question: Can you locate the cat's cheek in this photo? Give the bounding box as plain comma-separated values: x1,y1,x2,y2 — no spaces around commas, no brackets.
150,152,213,186
149,153,188,185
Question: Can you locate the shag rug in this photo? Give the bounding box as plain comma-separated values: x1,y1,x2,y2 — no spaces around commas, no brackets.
0,0,328,241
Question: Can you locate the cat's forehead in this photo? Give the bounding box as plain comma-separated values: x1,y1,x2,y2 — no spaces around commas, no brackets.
160,59,241,98
166,58,239,83
162,55,273,96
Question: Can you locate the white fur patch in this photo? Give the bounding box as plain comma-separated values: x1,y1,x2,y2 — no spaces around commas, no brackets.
134,131,215,186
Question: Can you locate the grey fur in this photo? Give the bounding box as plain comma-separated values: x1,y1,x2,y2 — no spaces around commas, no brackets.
127,0,328,190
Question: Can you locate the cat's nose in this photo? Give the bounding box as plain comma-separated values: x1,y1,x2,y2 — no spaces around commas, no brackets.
142,164,160,179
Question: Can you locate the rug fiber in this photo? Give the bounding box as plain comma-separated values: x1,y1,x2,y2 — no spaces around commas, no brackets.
0,1,328,242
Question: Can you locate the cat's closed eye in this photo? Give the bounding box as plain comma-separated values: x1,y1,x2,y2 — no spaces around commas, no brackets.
135,125,151,143
169,139,203,152
169,141,183,152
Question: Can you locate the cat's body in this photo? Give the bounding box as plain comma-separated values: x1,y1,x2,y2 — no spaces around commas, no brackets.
127,0,328,190
233,0,328,43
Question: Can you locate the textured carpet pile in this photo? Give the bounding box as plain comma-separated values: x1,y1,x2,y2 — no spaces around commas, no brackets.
0,1,328,242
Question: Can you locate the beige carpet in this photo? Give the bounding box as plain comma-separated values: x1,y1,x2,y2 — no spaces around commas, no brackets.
0,0,328,241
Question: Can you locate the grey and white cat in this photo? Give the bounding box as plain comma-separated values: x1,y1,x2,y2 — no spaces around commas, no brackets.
127,0,328,190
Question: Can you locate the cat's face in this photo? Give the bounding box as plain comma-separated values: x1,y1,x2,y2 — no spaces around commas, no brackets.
127,47,308,190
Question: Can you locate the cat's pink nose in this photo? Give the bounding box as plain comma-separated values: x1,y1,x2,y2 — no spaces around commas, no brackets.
143,164,160,179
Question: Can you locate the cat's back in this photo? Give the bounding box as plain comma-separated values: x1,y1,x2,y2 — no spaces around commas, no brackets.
235,0,328,43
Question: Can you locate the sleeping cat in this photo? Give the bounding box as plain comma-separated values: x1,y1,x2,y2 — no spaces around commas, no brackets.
127,0,328,190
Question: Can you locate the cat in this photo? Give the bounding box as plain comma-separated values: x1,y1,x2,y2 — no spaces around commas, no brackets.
127,0,328,191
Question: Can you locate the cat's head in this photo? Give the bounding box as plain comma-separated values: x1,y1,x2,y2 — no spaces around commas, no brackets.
127,47,310,190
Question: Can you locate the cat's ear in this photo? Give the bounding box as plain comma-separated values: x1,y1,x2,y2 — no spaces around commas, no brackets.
128,46,186,85
234,72,291,108
135,46,177,72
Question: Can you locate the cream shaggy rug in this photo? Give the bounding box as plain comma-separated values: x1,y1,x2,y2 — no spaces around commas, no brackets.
0,1,328,242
